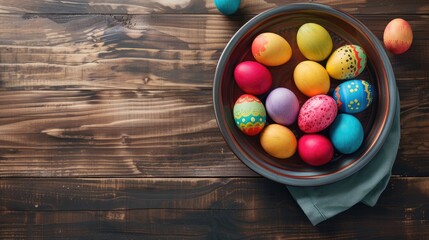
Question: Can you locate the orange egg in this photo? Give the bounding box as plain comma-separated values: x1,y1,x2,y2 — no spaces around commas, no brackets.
293,61,330,97
260,124,297,159
383,18,413,55
251,32,292,66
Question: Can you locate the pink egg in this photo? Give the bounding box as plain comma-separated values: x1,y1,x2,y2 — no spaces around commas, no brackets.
298,134,334,166
298,95,337,133
383,18,413,55
234,61,272,95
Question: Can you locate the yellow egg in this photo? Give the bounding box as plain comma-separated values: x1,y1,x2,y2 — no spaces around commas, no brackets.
297,23,333,61
293,60,330,97
326,45,367,80
252,32,292,66
260,124,297,159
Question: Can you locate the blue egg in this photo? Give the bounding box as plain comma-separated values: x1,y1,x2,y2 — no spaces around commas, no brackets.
329,114,364,154
214,0,240,15
332,79,375,113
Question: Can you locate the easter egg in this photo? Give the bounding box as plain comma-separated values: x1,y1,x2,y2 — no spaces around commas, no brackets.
251,32,292,66
297,23,333,61
233,94,266,136
383,18,413,55
234,61,272,95
214,0,240,15
326,45,367,80
293,60,330,97
265,88,300,126
298,134,334,166
329,114,364,154
260,124,297,159
333,79,375,113
298,95,337,133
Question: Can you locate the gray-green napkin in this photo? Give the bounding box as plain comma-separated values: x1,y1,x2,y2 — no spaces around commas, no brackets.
287,92,401,225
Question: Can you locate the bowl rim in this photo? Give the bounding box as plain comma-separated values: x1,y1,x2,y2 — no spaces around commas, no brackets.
213,3,397,186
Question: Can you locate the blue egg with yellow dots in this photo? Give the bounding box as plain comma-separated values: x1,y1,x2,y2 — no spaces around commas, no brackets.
332,79,375,113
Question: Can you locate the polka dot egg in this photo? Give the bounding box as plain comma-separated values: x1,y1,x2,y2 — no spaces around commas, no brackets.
298,95,338,133
233,94,266,136
326,44,367,80
333,79,375,113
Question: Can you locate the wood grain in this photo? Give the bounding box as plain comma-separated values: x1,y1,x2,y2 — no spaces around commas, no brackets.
0,15,427,90
0,0,427,15
0,89,257,177
0,177,428,239
0,88,427,177
0,0,428,238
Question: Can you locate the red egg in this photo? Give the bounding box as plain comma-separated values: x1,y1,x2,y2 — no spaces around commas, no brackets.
234,61,272,95
298,95,337,133
298,134,334,166
383,18,413,55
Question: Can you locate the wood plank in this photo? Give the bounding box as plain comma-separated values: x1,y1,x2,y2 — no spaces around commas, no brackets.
0,88,427,177
0,14,427,90
0,89,254,177
0,177,428,239
0,0,427,15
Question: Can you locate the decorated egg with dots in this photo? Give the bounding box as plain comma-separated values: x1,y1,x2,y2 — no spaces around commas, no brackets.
333,79,375,113
329,114,364,154
326,45,367,80
298,95,338,133
233,94,266,136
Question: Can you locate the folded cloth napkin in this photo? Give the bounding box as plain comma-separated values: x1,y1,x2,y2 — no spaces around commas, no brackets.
287,92,401,225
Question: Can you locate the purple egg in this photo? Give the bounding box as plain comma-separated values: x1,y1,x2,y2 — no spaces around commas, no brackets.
266,87,300,125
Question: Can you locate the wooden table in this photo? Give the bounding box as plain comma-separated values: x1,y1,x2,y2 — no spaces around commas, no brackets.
0,1,427,239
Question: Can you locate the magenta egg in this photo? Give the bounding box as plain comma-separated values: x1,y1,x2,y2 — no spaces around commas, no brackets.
234,61,272,95
298,95,337,133
298,134,334,166
265,87,300,125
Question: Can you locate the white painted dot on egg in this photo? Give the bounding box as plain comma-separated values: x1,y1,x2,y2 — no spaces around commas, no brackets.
251,117,255,122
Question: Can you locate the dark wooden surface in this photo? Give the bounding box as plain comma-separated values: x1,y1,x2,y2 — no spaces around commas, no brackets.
0,0,428,239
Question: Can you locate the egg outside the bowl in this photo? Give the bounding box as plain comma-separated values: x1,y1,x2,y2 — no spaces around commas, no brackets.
383,18,413,55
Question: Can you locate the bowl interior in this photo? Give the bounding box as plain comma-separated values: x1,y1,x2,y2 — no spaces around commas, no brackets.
213,4,396,186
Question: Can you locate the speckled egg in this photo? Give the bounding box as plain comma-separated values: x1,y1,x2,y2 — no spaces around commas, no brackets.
260,124,297,159
234,61,272,95
265,88,300,126
251,32,292,66
298,134,334,166
329,114,364,154
333,79,375,113
294,60,330,97
326,45,367,80
298,95,338,133
297,23,333,61
233,94,266,136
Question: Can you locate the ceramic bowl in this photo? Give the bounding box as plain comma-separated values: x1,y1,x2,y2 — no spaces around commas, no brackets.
213,3,397,186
